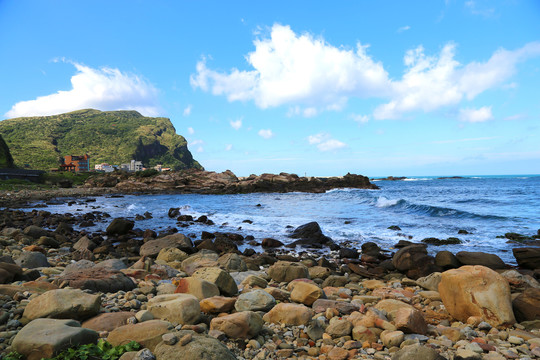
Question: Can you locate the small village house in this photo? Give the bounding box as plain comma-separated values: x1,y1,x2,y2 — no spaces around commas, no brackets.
60,154,90,172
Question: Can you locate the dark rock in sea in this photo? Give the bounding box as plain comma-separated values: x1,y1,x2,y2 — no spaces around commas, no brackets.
422,237,462,246
374,176,407,181
388,225,401,231
435,251,461,270
106,218,134,236
196,215,208,223
288,222,334,249
392,244,439,279
261,238,284,248
458,229,470,235
201,231,215,240
213,236,239,254
394,240,414,249
505,232,533,242
512,247,540,270
361,242,382,257
197,239,217,252
168,207,181,218
455,251,507,269
512,288,540,322
243,248,256,257
338,248,358,259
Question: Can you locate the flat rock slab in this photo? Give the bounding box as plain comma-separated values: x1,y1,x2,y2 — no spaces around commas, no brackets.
82,311,135,332
53,268,136,292
108,319,173,352
23,288,101,321
12,318,98,360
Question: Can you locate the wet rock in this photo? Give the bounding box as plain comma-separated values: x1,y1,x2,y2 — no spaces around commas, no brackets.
392,244,436,278
512,247,540,270
106,218,135,235
168,208,180,218
12,318,99,360
435,251,461,269
261,238,284,247
288,221,334,247
209,311,263,339
23,288,101,321
147,294,200,325
512,288,540,322
438,265,516,326
455,251,506,269
262,303,314,325
235,289,276,312
267,260,309,283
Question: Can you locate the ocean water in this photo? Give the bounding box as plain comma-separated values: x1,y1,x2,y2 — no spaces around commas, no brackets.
34,175,540,264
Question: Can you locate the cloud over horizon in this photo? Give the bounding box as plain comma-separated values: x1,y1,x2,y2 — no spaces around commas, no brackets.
308,133,347,151
5,62,161,118
192,24,540,121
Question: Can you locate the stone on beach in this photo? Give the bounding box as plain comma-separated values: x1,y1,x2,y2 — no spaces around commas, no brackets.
455,251,507,269
234,289,276,312
262,302,314,325
53,267,136,292
23,288,101,321
512,288,540,322
512,247,540,269
192,266,238,296
153,330,236,360
107,319,172,352
140,233,194,257
267,260,309,282
209,311,263,339
12,318,99,360
82,311,135,332
438,265,516,326
106,218,134,235
200,296,237,314
289,280,325,306
174,277,220,300
0,262,23,284
147,293,200,325
15,251,50,269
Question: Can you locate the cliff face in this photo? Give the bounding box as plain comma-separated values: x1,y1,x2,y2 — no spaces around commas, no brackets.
0,134,15,168
0,109,202,171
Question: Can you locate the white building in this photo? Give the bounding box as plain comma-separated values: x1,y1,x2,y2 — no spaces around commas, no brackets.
95,163,115,172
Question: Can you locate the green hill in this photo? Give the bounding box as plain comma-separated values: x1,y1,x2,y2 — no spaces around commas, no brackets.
0,134,15,168
0,109,202,171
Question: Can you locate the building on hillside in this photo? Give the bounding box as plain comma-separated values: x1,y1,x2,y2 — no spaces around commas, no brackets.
95,163,115,172
120,160,143,172
60,154,90,172
154,164,171,172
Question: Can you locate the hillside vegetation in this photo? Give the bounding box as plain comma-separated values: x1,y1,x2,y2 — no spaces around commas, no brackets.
0,109,202,171
0,134,15,168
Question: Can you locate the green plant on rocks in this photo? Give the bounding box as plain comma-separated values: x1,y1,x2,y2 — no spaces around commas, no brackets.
3,339,140,360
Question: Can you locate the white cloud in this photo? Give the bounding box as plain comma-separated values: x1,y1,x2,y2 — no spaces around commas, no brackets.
225,144,233,151
459,106,493,122
258,129,274,139
196,146,204,153
191,139,204,146
191,23,540,121
373,41,540,119
397,25,411,33
183,105,192,116
191,24,390,115
187,127,195,135
230,118,243,130
350,113,370,123
465,0,495,17
6,61,160,118
308,133,347,151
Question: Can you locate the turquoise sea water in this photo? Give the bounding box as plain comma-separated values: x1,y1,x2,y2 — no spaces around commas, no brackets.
34,175,540,265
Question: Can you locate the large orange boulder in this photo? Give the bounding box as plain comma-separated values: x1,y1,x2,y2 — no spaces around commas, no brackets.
438,265,515,327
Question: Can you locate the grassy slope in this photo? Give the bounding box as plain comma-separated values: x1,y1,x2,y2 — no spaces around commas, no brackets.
0,109,202,170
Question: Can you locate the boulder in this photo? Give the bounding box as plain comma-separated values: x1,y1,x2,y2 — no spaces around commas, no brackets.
82,312,134,332
73,236,97,252
438,265,516,326
326,319,353,338
153,330,236,360
106,218,134,235
240,274,268,289
147,294,200,325
217,253,247,272
289,222,330,244
381,330,405,348
267,261,309,283
174,277,220,300
512,288,540,322
416,272,442,291
392,244,438,278
141,233,194,257
261,238,284,247
192,267,237,296
181,250,219,275
200,296,237,314
15,251,50,269
235,289,276,312
53,268,135,292
23,288,101,321
312,299,358,315
393,307,428,334
263,303,314,325
23,225,49,239
434,251,461,269
12,319,98,360
0,262,23,283
209,311,263,339
157,248,189,263
289,281,325,306
108,320,172,352
513,247,540,269
455,251,506,269
391,343,446,360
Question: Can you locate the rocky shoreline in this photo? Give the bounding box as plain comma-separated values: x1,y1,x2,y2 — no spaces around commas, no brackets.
0,205,539,359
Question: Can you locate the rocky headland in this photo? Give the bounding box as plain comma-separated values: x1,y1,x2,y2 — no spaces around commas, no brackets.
0,206,538,360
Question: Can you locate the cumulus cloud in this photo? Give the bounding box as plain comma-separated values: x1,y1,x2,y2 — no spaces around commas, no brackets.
191,23,540,121
191,24,390,114
373,41,540,119
308,133,347,151
183,105,192,116
230,118,243,130
459,106,493,122
258,129,274,139
6,61,160,118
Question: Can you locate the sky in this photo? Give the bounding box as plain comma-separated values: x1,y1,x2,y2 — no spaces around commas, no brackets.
1,0,539,177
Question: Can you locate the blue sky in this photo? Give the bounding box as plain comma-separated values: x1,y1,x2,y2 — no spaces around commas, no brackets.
1,0,539,176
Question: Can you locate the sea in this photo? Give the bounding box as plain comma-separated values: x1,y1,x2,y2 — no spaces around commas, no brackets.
31,175,540,265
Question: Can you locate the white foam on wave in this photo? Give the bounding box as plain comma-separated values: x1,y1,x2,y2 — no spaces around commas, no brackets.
375,196,400,208
403,178,433,181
